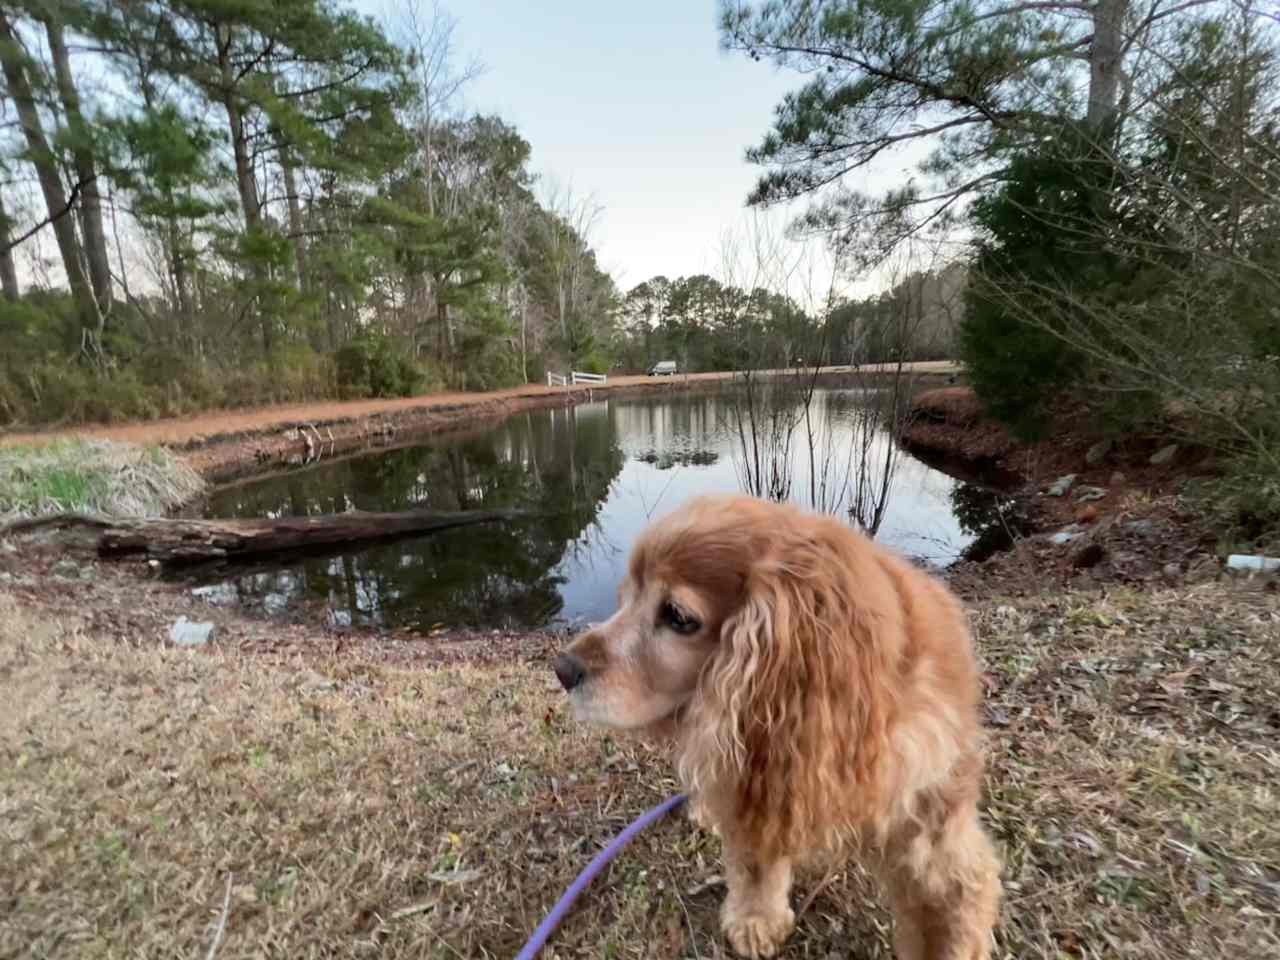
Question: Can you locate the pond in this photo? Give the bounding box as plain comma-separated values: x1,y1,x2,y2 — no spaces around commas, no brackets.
191,387,1011,631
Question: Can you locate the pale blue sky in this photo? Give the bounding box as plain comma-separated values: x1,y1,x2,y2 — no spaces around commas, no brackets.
363,0,922,296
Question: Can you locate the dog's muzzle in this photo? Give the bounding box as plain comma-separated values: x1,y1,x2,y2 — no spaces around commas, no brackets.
553,653,586,692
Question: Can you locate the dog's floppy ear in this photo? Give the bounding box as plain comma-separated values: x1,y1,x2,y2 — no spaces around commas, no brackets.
685,536,900,856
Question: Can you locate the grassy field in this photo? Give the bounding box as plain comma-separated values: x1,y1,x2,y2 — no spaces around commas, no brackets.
2,575,1277,959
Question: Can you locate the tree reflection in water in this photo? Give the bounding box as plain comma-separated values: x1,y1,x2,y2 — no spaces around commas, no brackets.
194,390,988,630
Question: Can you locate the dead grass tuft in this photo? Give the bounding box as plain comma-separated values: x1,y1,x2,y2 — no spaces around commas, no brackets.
2,576,1278,958
0,439,203,521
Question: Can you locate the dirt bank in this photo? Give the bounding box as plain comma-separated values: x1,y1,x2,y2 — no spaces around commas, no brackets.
902,386,1215,487
901,385,1236,590
2,363,958,483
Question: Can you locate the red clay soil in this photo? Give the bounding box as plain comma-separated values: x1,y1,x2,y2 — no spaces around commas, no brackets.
0,376,665,449
903,386,1219,514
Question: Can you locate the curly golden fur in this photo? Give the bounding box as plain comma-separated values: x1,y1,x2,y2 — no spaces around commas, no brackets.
553,494,1002,959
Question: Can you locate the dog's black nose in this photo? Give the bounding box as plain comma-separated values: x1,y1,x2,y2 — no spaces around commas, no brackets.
553,653,586,692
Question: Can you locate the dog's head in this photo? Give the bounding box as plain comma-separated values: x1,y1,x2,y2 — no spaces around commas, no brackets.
553,492,975,853
552,494,774,729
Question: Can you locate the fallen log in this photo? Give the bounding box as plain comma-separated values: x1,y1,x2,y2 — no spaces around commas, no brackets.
1,508,528,564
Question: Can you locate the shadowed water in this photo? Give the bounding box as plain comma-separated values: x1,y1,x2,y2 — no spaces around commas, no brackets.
193,389,1007,630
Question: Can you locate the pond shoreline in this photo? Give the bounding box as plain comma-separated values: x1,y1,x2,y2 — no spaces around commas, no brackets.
2,379,1236,651
2,376,1241,653
193,366,948,486
2,365,959,484
3,376,1236,631
0,483,1252,669
5,375,1235,635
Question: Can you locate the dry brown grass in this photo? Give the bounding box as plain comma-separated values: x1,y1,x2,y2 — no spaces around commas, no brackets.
2,576,1278,959
0,439,204,521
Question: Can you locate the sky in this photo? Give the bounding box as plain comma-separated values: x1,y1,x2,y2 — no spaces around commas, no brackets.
359,0,926,297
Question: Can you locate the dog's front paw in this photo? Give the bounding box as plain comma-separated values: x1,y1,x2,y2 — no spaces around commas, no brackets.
721,903,795,958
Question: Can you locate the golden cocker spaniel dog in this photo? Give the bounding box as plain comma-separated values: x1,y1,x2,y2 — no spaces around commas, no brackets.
553,494,1002,959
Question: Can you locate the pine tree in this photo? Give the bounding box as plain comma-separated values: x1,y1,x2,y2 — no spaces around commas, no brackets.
720,0,1214,266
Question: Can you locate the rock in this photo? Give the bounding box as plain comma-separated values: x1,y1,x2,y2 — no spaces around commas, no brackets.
1226,554,1280,573
1124,519,1159,538
1163,562,1182,581
1075,486,1107,503
49,559,94,581
169,616,216,648
1149,443,1179,465
1047,474,1077,497
50,558,80,579
1086,438,1113,465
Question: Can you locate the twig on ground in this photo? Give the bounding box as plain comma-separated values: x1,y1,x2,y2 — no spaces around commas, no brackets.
420,920,468,960
204,872,232,960
798,864,842,917
667,863,703,959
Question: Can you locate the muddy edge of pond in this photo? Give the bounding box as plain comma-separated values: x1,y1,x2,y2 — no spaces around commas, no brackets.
896,385,1233,590
187,370,957,485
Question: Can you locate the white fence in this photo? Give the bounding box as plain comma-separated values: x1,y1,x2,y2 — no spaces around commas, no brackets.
546,371,607,386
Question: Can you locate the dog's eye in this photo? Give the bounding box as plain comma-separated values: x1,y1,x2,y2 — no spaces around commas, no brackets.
660,602,701,635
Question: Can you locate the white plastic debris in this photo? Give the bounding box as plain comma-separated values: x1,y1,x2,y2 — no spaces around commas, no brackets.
169,616,217,647
1225,554,1280,573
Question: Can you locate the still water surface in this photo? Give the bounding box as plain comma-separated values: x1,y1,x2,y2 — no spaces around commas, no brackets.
196,389,999,630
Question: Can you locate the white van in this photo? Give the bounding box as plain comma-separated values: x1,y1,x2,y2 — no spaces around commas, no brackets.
648,360,678,376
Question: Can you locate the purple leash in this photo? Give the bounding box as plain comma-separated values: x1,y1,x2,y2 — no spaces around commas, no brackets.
513,793,688,959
